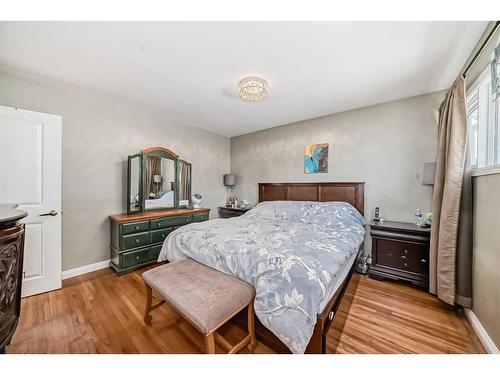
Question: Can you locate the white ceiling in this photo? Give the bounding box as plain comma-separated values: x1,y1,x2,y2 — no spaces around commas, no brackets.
0,21,487,137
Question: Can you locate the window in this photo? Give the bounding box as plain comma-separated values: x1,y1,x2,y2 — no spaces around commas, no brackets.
466,66,500,171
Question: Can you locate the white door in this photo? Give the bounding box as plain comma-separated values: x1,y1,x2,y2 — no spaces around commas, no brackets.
0,105,62,297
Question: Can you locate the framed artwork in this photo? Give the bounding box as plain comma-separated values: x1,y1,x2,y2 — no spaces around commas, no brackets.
305,143,329,174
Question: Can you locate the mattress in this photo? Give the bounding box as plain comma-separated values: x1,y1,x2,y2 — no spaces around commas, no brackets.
318,249,358,312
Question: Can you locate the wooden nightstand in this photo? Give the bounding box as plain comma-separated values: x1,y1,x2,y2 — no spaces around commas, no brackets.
218,206,251,218
369,220,430,290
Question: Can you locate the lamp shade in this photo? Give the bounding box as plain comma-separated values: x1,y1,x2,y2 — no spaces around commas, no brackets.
153,174,162,183
422,162,436,185
224,173,236,187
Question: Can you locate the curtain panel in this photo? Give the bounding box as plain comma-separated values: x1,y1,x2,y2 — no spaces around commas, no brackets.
429,76,473,307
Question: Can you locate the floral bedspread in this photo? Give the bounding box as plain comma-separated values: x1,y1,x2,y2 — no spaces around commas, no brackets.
158,201,366,353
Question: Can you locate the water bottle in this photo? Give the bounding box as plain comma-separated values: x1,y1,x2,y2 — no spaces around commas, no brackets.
415,209,423,226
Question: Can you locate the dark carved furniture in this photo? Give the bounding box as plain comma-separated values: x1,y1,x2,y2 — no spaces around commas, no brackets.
0,206,27,354
252,182,365,353
218,206,252,219
109,208,210,275
369,220,430,289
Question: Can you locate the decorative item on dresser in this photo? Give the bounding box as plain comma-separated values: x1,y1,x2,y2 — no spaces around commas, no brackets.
218,206,251,218
109,208,210,275
0,205,27,354
369,220,430,289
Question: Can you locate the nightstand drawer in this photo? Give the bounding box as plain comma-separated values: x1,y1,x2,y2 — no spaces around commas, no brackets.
122,220,150,235
375,238,427,260
151,215,192,229
151,228,175,243
218,207,251,218
123,232,151,250
376,252,428,275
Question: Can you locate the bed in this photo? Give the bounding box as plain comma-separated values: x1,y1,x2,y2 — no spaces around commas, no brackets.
158,182,366,353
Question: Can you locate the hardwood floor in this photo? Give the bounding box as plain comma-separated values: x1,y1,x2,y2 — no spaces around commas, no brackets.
8,266,484,354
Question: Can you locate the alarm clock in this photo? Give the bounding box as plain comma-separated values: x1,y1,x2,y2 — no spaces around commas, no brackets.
191,193,203,208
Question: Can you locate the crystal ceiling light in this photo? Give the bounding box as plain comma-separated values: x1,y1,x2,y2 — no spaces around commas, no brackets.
238,76,268,102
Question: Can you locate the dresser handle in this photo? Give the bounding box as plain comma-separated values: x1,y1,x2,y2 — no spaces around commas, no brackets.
421,259,427,263
401,255,406,259
403,249,408,254
135,239,140,243
403,262,408,267
161,234,165,238
136,255,140,260
135,225,140,230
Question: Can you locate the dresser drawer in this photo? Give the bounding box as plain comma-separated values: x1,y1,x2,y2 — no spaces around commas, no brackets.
151,228,175,243
151,215,192,229
122,247,151,268
122,232,151,250
376,252,428,275
149,244,162,262
122,220,150,235
374,238,427,260
192,213,209,222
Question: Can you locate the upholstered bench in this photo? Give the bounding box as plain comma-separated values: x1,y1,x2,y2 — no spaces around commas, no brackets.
142,259,256,354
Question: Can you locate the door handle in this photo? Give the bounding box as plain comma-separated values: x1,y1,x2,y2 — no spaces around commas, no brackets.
39,210,58,217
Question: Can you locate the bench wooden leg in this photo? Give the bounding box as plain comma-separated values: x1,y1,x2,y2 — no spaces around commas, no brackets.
144,283,153,325
144,282,166,325
204,333,216,354
247,301,256,352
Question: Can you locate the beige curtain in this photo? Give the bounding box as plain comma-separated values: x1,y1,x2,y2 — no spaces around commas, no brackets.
429,76,472,307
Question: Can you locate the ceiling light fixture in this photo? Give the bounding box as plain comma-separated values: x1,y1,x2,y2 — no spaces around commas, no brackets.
238,76,268,102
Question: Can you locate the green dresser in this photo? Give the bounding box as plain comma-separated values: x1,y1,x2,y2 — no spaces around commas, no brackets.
109,208,210,275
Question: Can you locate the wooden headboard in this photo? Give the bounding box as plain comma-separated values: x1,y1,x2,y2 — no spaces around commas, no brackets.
258,182,365,216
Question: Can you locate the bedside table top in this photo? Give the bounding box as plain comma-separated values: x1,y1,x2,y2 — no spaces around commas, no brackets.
219,206,252,212
370,220,431,235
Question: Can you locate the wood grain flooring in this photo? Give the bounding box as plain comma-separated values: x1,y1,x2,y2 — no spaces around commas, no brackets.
8,266,484,354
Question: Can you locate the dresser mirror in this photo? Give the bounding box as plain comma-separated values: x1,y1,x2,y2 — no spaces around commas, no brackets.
178,160,192,208
127,154,142,213
127,147,192,213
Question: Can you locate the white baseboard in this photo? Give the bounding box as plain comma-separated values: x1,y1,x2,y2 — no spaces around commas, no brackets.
465,308,500,354
62,259,110,280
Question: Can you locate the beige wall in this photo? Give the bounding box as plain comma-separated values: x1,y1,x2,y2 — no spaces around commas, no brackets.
473,174,500,348
0,69,230,271
231,91,444,253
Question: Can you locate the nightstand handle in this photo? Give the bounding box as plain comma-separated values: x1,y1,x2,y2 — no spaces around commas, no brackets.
421,259,427,263
401,255,406,259
403,262,408,267
403,249,408,254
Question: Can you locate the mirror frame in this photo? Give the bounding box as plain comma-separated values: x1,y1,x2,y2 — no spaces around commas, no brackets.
127,154,143,214
141,147,179,211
